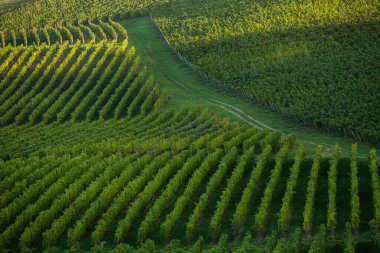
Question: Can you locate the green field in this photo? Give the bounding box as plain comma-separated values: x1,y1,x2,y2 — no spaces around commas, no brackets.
0,0,31,14
122,16,373,157
152,0,380,144
0,0,380,252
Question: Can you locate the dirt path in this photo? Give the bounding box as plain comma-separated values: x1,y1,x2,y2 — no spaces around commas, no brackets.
123,17,372,157
210,99,276,131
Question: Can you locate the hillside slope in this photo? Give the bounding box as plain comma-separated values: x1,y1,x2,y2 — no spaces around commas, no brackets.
152,0,380,144
0,1,380,252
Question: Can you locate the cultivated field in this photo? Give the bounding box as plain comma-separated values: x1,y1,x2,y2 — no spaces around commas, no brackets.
0,0,379,252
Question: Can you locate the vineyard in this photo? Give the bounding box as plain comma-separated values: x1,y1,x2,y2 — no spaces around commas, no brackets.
0,18,127,47
0,0,380,252
152,0,380,144
0,31,168,126
1,115,380,252
0,0,166,30
1,0,379,144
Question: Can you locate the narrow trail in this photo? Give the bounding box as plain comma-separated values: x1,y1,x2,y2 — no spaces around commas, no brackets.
210,99,276,131
123,17,373,157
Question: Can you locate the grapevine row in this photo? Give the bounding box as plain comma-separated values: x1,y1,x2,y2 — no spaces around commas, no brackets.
91,152,172,244
42,156,128,247
277,145,305,234
186,147,238,241
0,156,96,249
138,149,206,242
303,145,324,233
20,155,130,247
0,19,126,47
231,144,272,234
369,149,380,226
327,145,339,233
254,140,292,234
350,144,360,230
114,151,190,242
160,149,223,241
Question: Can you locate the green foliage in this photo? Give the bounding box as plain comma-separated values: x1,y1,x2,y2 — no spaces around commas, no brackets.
138,239,156,253
254,140,291,233
50,26,62,45
10,30,16,46
59,25,74,45
160,149,222,241
114,151,189,243
0,0,167,30
0,30,5,47
0,20,127,47
21,28,28,46
293,228,303,253
31,29,40,46
139,149,206,242
185,143,237,241
308,224,328,253
0,33,166,126
370,221,380,252
260,131,281,147
234,233,262,253
350,144,360,230
41,27,50,46
110,243,133,253
369,149,380,227
232,145,271,234
303,145,323,233
88,20,107,41
109,17,128,39
0,44,58,124
188,237,204,253
277,145,305,234
68,154,150,245
210,147,254,238
344,222,355,253
327,145,339,233
206,234,228,253
153,0,380,143
91,151,172,244
67,23,84,44
0,3,378,250
79,23,96,43
0,109,378,251
99,19,118,41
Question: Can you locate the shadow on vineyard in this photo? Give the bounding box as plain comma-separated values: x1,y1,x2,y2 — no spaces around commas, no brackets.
0,0,380,252
122,16,376,157
152,8,380,145
0,129,379,252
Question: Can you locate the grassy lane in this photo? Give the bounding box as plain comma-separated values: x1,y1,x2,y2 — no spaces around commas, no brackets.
122,16,373,157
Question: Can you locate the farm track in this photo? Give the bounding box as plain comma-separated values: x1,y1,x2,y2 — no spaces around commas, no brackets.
123,17,373,157
0,10,378,252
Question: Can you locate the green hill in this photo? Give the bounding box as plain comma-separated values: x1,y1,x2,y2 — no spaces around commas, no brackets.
0,0,380,252
152,0,380,144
